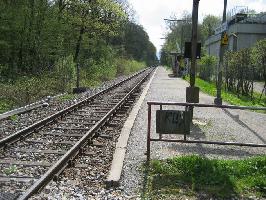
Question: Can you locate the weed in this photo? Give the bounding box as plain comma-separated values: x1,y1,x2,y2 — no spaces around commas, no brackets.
3,165,17,175
9,114,18,121
56,94,76,102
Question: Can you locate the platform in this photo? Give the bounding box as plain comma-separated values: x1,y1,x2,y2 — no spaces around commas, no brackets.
118,66,266,196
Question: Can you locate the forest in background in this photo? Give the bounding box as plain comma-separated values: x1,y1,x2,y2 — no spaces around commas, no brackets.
0,0,158,112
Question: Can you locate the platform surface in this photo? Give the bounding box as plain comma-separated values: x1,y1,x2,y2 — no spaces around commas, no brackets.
120,66,266,196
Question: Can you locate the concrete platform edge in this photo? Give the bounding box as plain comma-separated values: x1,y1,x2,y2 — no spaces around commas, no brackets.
106,67,157,187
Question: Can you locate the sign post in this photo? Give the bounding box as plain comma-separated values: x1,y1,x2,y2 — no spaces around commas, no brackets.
215,0,228,105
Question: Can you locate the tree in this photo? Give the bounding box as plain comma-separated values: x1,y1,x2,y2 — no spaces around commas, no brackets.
252,39,266,97
200,15,221,42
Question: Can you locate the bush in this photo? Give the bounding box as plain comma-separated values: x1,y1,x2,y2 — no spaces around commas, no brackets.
224,49,254,97
115,58,146,75
198,55,217,81
54,55,76,92
0,75,57,107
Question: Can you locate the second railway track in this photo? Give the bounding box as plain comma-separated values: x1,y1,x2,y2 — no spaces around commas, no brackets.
0,68,155,200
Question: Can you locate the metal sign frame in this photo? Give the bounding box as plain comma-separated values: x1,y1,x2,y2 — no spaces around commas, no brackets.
146,101,266,162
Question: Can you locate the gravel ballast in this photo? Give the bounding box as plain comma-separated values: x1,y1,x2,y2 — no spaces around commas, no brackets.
0,75,129,140
120,66,266,197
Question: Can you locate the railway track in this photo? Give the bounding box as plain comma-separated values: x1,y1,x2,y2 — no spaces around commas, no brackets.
0,68,154,200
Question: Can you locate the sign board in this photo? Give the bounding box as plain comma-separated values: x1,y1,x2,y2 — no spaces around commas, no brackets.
221,31,229,46
156,110,190,134
184,42,201,59
186,86,199,103
214,22,228,35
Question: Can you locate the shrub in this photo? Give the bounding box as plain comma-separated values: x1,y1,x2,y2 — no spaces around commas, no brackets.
54,55,76,92
198,55,217,81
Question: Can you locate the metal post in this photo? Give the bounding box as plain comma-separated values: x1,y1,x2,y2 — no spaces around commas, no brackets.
181,25,184,54
190,0,199,87
159,105,162,140
147,104,151,162
215,0,227,105
188,0,200,121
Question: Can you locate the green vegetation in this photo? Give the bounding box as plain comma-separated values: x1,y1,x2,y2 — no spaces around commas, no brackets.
9,115,18,122
144,155,266,199
56,94,77,102
0,99,13,114
160,11,265,104
160,14,221,68
0,0,158,113
3,165,17,175
184,76,266,107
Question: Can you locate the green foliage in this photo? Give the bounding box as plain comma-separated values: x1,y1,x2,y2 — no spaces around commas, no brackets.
185,76,266,108
3,165,17,175
0,74,57,107
199,55,217,81
54,55,76,92
146,155,266,199
56,94,76,102
160,13,220,66
10,115,18,121
123,22,157,66
0,0,157,111
200,15,221,42
224,49,254,97
115,59,145,75
251,39,266,85
0,99,13,114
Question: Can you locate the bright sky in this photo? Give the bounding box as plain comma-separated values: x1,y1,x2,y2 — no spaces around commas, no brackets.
129,0,266,54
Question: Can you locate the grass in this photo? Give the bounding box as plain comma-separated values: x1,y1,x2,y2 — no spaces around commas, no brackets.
56,93,76,102
144,155,266,199
0,99,13,114
184,76,266,108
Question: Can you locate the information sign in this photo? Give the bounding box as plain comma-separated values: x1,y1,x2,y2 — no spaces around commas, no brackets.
221,31,229,46
156,110,190,134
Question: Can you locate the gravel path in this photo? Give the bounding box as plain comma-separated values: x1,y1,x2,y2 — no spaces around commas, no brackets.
121,66,266,197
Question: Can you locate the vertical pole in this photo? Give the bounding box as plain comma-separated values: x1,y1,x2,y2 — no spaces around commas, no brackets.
181,25,184,55
147,104,151,162
159,105,162,140
215,0,227,105
190,0,199,87
189,0,200,121
184,106,189,140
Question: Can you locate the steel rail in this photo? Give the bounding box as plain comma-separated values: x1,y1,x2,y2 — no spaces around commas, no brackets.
0,68,149,148
18,68,154,200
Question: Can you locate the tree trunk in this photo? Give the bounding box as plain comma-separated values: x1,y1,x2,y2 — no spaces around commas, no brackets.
74,26,85,63
74,25,85,88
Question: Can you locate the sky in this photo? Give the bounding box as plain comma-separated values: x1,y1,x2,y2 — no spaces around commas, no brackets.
129,0,266,55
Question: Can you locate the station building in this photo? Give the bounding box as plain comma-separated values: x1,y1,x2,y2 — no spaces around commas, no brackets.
205,12,266,57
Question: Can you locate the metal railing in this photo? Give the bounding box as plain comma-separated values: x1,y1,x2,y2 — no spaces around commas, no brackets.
146,101,266,161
